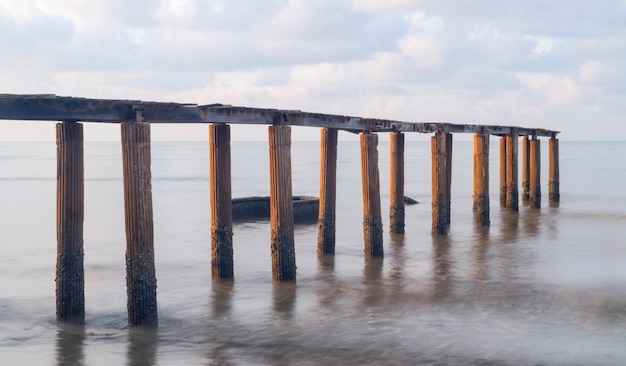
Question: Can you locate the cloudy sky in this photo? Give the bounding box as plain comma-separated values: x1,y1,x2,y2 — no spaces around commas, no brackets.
1,0,625,141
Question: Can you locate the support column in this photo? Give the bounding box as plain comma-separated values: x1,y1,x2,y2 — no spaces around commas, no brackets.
473,133,490,226
269,124,296,282
445,133,453,225
209,124,233,280
499,137,507,208
432,132,448,235
505,133,519,211
360,132,383,257
549,136,560,204
56,121,85,323
318,128,338,255
389,132,405,234
521,136,530,202
121,119,157,327
529,136,541,208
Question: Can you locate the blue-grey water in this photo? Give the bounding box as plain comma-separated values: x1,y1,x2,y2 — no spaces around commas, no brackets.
1,139,625,365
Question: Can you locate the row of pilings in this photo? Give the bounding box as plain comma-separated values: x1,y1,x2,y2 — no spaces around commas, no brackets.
55,119,559,327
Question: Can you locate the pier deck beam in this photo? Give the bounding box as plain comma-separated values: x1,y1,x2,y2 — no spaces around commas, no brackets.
473,133,490,226
499,137,507,208
56,121,85,323
521,136,530,202
505,133,519,211
269,124,296,282
432,132,449,234
209,124,234,280
318,128,338,255
360,132,383,257
529,136,541,208
121,119,157,327
389,132,405,234
549,136,560,204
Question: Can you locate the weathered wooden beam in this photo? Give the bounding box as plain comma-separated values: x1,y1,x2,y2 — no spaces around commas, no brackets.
56,121,85,323
432,132,448,235
473,133,490,226
121,119,157,327
529,136,541,209
505,134,519,211
549,137,560,204
0,94,560,136
389,132,405,234
269,124,296,282
209,124,234,280
521,136,530,202
360,132,383,257
318,128,338,255
499,137,507,208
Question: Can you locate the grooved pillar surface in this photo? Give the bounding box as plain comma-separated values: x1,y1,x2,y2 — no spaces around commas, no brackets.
445,133,453,225
530,137,541,208
318,128,338,255
549,137,560,203
269,125,296,282
505,134,519,211
432,132,448,235
360,132,383,257
499,137,507,208
390,132,405,234
121,121,157,327
473,134,490,226
209,124,234,280
521,136,530,202
56,121,85,323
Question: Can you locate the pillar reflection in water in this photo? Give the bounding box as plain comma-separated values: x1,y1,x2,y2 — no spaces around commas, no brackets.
430,235,453,301
316,254,339,310
362,257,384,307
56,324,85,366
273,283,297,317
211,280,234,318
522,208,541,238
497,210,521,281
388,233,406,294
472,224,491,282
126,327,157,366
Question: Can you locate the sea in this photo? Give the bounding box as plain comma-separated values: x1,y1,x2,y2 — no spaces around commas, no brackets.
0,139,625,365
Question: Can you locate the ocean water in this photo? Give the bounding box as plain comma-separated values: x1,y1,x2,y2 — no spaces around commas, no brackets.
0,138,625,365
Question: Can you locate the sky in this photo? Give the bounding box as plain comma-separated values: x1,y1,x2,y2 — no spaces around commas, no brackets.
0,0,625,141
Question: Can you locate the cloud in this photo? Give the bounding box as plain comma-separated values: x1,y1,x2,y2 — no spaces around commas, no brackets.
517,73,581,105
0,0,625,141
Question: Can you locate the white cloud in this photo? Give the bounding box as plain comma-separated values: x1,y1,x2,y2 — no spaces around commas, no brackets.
351,0,424,13
525,35,561,55
1,0,625,141
155,0,196,24
407,12,444,32
579,60,616,83
396,34,443,70
517,73,580,105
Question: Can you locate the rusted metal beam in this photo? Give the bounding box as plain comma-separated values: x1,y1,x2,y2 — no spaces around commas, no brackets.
0,94,560,136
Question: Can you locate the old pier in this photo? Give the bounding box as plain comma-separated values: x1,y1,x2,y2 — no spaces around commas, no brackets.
0,94,560,326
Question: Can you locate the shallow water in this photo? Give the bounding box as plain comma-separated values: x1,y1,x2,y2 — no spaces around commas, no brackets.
1,139,625,365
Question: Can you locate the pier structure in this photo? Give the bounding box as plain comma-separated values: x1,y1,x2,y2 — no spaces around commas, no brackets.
0,94,560,326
